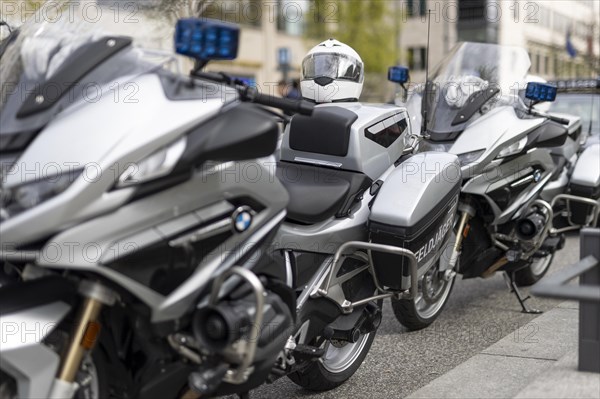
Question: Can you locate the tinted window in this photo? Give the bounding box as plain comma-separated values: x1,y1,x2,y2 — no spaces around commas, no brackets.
365,115,408,148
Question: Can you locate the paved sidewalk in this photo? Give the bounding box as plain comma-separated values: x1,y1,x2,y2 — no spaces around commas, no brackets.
407,301,600,399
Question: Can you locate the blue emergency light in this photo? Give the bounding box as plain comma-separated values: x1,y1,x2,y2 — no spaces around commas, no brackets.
175,18,240,61
525,82,557,102
388,66,410,84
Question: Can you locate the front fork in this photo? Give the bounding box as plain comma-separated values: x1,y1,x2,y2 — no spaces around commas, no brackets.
49,281,117,398
447,202,476,273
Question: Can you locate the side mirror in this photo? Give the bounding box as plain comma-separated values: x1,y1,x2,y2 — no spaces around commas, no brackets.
388,66,410,84
175,18,239,63
525,82,557,103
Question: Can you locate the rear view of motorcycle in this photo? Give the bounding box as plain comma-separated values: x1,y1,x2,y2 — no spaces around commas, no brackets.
242,45,464,389
405,42,600,314
0,5,314,398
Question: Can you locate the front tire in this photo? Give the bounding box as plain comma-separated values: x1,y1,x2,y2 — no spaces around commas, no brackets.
287,329,376,391
514,253,554,286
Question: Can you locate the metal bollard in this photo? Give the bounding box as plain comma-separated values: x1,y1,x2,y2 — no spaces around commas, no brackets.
531,228,600,373
579,228,600,373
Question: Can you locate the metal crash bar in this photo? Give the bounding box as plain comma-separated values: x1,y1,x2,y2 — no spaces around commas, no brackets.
208,266,265,384
315,241,418,313
550,194,600,234
531,228,600,373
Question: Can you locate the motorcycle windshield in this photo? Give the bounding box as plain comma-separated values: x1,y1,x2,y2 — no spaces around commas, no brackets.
0,0,172,138
422,42,531,139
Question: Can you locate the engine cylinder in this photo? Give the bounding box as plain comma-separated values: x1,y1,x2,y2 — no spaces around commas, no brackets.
516,212,547,240
194,303,251,351
191,285,294,397
193,289,293,358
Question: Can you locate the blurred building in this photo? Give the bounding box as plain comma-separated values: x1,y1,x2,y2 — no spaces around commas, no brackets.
197,0,312,90
95,0,312,90
1,0,312,91
399,0,600,82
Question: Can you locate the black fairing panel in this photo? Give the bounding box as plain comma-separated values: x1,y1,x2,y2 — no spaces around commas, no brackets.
288,106,358,156
105,230,232,296
457,216,499,278
174,103,278,170
276,161,372,224
526,120,568,149
0,276,76,315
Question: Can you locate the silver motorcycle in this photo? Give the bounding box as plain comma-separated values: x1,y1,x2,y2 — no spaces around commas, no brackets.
0,9,315,399
405,42,600,313
248,64,464,393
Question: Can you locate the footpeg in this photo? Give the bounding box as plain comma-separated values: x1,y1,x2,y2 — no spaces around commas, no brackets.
292,344,326,361
360,302,382,333
540,234,565,252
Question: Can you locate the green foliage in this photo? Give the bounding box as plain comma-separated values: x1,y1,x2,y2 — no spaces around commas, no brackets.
305,0,397,74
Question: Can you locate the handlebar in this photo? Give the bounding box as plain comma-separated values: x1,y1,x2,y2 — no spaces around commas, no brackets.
250,92,314,116
548,115,571,126
190,70,314,116
530,109,571,125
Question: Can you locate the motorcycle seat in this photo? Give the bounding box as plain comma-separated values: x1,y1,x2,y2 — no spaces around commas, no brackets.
276,161,372,224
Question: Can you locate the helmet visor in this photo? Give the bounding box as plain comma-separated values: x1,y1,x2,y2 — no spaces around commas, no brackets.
302,53,363,83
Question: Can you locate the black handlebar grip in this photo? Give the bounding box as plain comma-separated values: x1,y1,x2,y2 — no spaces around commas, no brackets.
553,116,571,125
253,93,314,116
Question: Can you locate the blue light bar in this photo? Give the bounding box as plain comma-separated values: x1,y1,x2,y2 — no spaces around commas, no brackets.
175,18,239,61
525,82,557,102
388,66,409,84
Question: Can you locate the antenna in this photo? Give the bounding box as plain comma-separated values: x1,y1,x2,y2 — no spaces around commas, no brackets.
588,90,594,136
422,9,432,134
425,9,431,88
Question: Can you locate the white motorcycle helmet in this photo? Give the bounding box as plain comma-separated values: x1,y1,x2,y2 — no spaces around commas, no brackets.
300,39,364,103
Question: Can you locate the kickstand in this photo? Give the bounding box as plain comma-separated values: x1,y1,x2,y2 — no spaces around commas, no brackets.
238,392,250,399
503,272,543,314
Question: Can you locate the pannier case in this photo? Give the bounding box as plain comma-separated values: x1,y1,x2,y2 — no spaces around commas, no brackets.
368,152,461,291
569,143,600,225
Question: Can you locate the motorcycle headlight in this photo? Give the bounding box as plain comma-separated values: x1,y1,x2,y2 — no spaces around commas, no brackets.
0,169,81,221
497,137,527,158
117,137,187,188
456,149,485,166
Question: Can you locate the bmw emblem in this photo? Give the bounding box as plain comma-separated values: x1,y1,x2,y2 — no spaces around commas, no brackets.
232,206,253,233
533,169,542,182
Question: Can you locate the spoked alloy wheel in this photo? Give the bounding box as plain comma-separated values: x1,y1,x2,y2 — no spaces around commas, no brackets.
391,259,455,331
288,302,379,391
321,332,372,374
